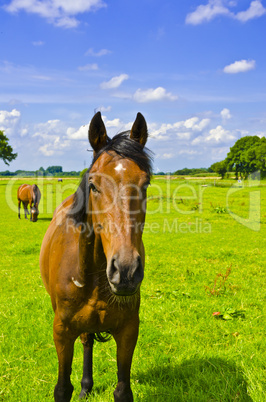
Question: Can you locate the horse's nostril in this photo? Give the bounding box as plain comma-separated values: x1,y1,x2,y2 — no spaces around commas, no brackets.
109,258,120,285
132,256,144,284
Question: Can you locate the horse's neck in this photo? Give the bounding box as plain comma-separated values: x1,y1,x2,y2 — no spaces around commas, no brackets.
32,185,38,206
78,221,107,284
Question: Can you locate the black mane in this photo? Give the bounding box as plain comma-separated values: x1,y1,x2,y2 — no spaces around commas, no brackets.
32,184,40,207
68,132,153,225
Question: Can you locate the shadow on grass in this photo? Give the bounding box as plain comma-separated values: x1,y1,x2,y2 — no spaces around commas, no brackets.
37,217,52,221
137,357,253,402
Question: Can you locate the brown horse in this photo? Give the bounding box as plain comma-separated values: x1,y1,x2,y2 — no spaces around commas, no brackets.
17,184,41,222
40,112,152,402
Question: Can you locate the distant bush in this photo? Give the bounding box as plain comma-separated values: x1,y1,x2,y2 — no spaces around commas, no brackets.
174,167,211,176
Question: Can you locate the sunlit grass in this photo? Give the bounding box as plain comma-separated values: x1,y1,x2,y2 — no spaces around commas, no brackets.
0,177,265,401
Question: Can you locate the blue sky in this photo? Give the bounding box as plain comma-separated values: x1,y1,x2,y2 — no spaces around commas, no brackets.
1,0,266,173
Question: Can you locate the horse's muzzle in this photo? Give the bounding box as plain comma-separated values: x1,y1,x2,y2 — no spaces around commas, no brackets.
107,253,144,296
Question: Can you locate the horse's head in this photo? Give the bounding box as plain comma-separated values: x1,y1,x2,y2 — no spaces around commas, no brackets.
87,112,151,296
31,206,39,222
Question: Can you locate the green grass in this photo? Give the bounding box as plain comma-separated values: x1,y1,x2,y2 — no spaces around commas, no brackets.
0,177,265,401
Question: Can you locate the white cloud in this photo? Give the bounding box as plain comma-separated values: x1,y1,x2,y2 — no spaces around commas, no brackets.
34,119,69,142
32,75,53,81
178,149,200,155
149,117,210,140
161,153,174,159
221,108,232,119
149,123,174,140
192,125,236,145
133,87,177,103
0,108,21,136
78,64,98,71
50,0,106,14
236,0,266,22
85,48,111,57
186,0,232,25
38,137,70,156
54,16,80,28
173,117,210,134
223,59,256,74
32,41,45,46
39,144,55,156
103,118,121,128
21,127,29,137
185,0,266,25
33,119,71,155
184,117,210,131
100,74,129,89
66,125,88,140
176,132,192,140
0,108,20,125
4,0,106,28
207,125,236,142
99,106,112,112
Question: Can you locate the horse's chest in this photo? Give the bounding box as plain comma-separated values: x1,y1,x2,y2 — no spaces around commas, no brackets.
61,299,120,334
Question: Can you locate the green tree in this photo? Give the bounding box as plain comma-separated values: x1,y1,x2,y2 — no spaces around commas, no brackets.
0,130,17,165
210,160,227,179
46,166,63,175
243,137,266,178
36,166,45,176
225,136,261,179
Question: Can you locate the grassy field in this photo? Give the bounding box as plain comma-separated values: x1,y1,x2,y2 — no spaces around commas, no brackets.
0,176,265,401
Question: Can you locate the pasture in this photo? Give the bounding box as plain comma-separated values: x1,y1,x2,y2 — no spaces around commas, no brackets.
0,176,265,401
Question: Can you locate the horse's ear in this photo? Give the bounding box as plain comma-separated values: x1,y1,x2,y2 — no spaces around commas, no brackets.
89,112,108,153
130,113,148,147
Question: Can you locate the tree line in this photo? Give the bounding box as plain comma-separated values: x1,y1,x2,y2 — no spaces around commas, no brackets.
0,166,81,177
1,129,265,179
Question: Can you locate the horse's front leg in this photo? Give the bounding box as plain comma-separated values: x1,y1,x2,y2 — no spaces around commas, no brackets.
79,333,94,399
53,315,75,402
113,316,139,402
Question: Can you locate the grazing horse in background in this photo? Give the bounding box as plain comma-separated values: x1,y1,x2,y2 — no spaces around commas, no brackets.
17,184,41,222
40,112,152,402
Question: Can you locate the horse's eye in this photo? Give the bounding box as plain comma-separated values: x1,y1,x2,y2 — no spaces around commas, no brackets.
89,183,98,193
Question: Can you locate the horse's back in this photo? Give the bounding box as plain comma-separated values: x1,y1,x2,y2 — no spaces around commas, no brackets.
17,184,31,202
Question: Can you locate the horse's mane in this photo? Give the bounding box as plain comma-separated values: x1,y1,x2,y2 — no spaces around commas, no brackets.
68,132,153,225
32,184,39,207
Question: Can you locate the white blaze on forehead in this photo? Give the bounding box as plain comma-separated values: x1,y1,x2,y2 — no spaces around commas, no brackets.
72,277,85,288
114,162,126,172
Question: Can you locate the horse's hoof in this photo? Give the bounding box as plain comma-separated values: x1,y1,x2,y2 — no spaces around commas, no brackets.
79,388,89,399
114,383,133,402
54,383,74,402
79,379,93,399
